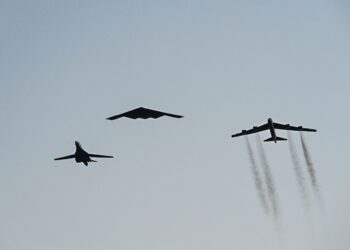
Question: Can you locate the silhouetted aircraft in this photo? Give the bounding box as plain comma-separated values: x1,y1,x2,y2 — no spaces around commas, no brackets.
231,118,317,143
54,141,113,166
106,107,183,120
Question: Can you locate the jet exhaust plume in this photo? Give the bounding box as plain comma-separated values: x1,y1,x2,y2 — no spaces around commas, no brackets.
255,134,280,220
245,136,270,215
287,131,310,208
300,132,322,207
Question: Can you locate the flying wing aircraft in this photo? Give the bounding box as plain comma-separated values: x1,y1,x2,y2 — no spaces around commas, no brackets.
231,118,317,143
106,107,183,120
54,141,113,166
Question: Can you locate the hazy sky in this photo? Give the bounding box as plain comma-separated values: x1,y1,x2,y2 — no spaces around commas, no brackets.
1,0,350,249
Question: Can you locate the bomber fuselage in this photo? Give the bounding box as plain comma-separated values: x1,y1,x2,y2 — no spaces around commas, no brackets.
74,141,92,166
267,118,277,143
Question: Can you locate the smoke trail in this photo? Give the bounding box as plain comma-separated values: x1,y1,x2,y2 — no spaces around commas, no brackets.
287,131,310,208
255,134,280,220
300,132,322,206
244,136,270,215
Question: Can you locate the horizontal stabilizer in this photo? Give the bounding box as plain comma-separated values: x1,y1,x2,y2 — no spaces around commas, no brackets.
264,136,287,142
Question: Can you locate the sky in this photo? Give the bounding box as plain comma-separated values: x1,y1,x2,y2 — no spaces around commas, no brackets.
1,0,350,249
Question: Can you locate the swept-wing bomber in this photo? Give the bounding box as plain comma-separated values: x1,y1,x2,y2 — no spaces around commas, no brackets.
106,107,183,120
54,141,113,166
231,118,317,143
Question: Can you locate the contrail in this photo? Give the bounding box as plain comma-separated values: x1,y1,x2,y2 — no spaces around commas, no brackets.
300,132,323,207
287,131,310,208
244,136,270,215
255,133,280,220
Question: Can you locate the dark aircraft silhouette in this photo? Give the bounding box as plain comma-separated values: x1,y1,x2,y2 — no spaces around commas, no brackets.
231,118,317,143
54,141,113,166
106,107,183,120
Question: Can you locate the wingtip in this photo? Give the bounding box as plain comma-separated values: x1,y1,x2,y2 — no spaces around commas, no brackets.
169,114,184,119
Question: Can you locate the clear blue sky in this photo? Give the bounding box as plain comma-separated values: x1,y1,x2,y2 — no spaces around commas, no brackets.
1,0,350,249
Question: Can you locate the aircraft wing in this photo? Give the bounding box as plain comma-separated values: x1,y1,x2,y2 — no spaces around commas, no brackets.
231,123,269,138
106,107,183,120
55,154,75,161
89,154,114,158
273,123,317,132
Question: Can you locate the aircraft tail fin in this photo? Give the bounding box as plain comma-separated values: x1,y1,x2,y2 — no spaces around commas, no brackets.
264,136,287,142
